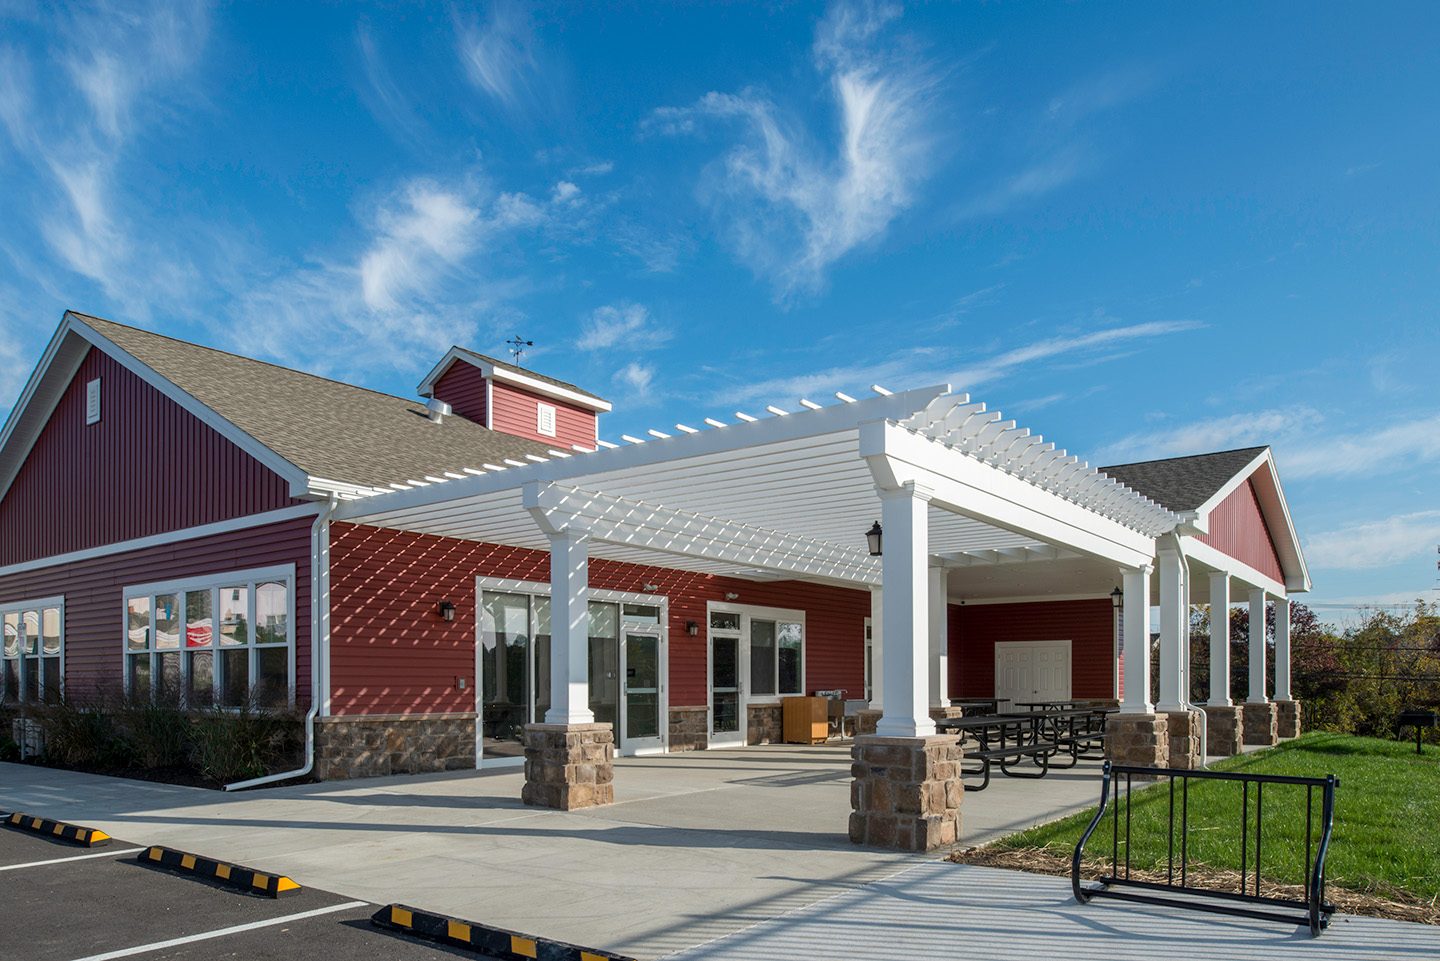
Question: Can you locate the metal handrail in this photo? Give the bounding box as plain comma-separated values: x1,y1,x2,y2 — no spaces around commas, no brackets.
1073,761,1339,937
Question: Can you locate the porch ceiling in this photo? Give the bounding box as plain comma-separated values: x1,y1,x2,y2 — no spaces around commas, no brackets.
334,385,1176,589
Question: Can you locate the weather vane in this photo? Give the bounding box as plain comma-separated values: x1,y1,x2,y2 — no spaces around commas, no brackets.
506,335,534,366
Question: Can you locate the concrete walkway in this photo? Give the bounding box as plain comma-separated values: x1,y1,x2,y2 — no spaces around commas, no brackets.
0,745,1100,958
665,861,1440,960
5,745,1409,960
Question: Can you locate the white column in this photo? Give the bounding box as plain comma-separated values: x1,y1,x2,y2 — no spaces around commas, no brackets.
1156,548,1187,713
1207,571,1231,706
544,528,594,724
928,562,948,709
868,587,883,711
1274,595,1292,702
1247,588,1268,704
876,484,936,738
1120,565,1153,713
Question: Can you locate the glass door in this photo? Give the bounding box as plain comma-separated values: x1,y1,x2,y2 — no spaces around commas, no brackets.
709,610,744,747
622,631,663,753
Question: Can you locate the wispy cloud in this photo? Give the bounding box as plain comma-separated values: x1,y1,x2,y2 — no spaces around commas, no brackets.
228,172,554,381
1282,413,1440,480
949,319,1203,390
613,361,656,404
456,1,548,114
1305,510,1440,571
1091,407,1322,466
356,23,431,145
576,303,669,351
648,0,940,299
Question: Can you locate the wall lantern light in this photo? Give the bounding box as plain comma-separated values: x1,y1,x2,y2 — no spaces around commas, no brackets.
642,582,659,592
1111,586,1123,610
437,599,456,622
865,521,883,557
685,620,699,636
724,592,739,601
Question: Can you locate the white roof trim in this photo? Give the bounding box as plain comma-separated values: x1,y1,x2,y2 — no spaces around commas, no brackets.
418,347,612,413
0,319,88,506
1181,536,1288,599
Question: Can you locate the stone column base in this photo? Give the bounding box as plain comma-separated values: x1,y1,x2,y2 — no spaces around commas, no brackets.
1276,700,1302,739
1201,704,1244,756
521,722,614,810
854,709,882,737
1242,702,1279,746
849,735,962,852
1105,713,1170,769
929,705,965,723
1164,710,1203,770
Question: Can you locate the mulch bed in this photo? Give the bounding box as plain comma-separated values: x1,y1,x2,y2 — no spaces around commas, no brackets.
947,845,1440,926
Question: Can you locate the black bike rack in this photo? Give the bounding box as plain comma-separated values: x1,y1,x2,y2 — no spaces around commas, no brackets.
1072,761,1339,937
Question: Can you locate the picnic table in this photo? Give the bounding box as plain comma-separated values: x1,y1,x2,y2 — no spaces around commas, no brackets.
936,707,1112,791
1012,699,1105,712
948,697,1000,715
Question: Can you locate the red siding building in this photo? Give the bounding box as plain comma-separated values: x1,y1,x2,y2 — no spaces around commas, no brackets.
0,311,1312,785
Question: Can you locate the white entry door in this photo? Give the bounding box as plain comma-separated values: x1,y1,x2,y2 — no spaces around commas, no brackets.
994,640,1072,707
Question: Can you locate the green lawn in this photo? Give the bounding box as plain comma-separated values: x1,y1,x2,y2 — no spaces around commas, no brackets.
999,732,1440,902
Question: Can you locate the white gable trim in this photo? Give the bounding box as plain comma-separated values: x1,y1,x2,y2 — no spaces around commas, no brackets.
0,321,90,507
1181,447,1310,593
1184,448,1273,528
418,347,612,413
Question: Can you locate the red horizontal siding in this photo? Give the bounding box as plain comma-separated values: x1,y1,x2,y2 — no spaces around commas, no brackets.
1197,480,1284,583
328,523,869,715
0,347,302,566
489,380,597,449
0,517,314,705
949,598,1115,700
431,361,488,425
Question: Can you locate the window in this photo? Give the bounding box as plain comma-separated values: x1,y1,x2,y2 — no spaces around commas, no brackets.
123,568,293,708
1,598,63,705
711,604,805,701
536,402,557,437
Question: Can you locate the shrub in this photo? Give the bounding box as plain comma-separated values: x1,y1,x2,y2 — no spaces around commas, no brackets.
29,697,130,768
189,702,303,784
115,694,191,770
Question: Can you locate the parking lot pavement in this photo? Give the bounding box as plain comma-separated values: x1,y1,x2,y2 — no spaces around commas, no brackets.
0,824,495,961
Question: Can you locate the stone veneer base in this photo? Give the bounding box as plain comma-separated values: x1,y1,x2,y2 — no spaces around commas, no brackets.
668,706,708,752
314,713,475,781
521,722,615,810
854,709,882,737
1242,702,1279,746
1105,713,1170,770
1201,704,1244,756
1276,700,1303,739
1164,710,1203,770
849,734,962,852
747,703,783,745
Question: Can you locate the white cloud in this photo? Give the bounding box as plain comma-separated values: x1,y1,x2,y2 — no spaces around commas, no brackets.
359,181,484,311
1305,510,1440,571
614,361,656,400
1091,407,1322,466
1281,414,1440,480
949,320,1203,391
551,180,580,204
456,1,545,113
576,303,669,351
649,0,938,298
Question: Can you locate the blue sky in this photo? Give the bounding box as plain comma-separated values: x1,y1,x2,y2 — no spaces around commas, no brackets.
1,2,1437,612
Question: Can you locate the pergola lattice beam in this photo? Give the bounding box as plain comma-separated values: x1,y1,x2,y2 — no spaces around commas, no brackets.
523,481,882,586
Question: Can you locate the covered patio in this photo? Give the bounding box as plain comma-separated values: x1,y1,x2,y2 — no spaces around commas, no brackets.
330,383,1186,849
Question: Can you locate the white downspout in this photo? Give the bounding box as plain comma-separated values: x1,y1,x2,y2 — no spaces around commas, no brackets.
224,496,337,791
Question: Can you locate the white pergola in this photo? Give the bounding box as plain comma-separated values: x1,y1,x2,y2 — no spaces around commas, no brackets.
334,383,1220,740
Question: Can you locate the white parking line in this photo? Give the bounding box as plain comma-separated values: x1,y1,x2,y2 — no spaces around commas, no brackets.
66,900,369,961
0,847,147,872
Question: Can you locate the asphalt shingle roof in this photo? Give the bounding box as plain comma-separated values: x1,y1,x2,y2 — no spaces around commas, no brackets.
448,346,607,404
74,312,561,490
1101,447,1268,513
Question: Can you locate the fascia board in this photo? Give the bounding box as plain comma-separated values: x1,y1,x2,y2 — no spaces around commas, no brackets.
417,347,612,413
0,321,88,505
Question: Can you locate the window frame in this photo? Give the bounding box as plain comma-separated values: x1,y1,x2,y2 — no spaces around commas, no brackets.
0,595,65,706
706,601,806,704
121,564,296,709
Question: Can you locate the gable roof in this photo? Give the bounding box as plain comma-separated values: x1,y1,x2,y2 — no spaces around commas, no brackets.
0,312,566,499
418,346,611,412
1101,447,1269,513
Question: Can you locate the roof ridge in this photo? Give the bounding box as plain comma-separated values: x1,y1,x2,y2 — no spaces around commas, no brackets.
70,311,436,409
1100,445,1268,472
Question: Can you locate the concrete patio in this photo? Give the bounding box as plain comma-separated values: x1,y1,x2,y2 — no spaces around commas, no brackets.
0,744,1109,958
